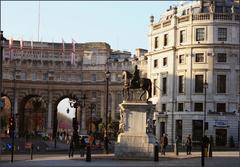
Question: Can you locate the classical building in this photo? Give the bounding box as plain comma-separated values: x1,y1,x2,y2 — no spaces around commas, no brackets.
145,0,240,146
0,38,133,137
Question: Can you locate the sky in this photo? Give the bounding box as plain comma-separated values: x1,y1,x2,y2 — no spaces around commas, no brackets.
1,1,181,54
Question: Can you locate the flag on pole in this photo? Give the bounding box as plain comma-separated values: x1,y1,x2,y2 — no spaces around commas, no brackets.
71,39,76,65
20,38,23,50
9,37,13,49
62,38,65,53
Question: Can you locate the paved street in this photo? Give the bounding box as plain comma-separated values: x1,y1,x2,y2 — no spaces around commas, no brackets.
0,151,239,167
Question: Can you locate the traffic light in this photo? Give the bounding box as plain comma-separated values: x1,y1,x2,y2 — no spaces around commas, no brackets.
9,116,15,131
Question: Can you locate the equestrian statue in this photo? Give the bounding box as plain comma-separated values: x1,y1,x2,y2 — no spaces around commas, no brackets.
122,65,152,101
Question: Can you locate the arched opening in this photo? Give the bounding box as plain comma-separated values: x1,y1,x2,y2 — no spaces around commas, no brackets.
56,98,75,142
0,96,12,137
19,95,47,137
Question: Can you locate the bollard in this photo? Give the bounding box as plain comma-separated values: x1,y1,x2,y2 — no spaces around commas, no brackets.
154,144,159,161
86,144,91,162
30,144,33,160
208,143,212,157
174,143,179,156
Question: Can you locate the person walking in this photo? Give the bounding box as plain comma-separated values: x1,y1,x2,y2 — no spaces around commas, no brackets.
186,134,192,155
68,138,74,158
160,134,168,155
79,136,86,157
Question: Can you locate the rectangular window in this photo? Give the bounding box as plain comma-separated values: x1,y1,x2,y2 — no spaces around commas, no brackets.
217,75,226,93
154,59,158,68
194,103,203,112
164,34,168,46
196,28,205,41
154,37,158,49
179,55,185,64
162,77,167,95
195,75,203,93
180,30,186,43
218,28,227,41
217,53,227,62
178,75,184,93
163,57,167,66
43,73,48,81
92,74,96,82
32,73,37,81
178,103,184,112
192,120,203,142
162,103,166,112
153,79,157,96
195,53,204,63
217,103,226,112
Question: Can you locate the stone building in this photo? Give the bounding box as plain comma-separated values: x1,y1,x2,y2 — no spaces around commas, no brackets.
0,38,132,137
145,0,240,146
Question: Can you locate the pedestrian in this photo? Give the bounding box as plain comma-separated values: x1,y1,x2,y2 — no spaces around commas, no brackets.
68,138,74,158
79,136,86,157
186,134,192,155
160,133,168,155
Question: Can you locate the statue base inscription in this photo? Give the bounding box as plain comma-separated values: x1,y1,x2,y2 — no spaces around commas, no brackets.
114,101,156,159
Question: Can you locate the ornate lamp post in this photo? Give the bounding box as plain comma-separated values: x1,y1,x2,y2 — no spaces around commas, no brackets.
69,94,87,149
104,70,110,154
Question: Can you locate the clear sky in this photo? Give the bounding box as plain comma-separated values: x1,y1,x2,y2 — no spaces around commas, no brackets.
1,1,180,54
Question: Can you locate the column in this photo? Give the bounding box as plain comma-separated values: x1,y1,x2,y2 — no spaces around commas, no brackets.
14,90,19,135
47,91,52,131
81,107,86,132
111,92,116,121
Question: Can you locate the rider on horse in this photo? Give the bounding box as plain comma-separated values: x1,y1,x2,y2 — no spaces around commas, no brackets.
130,65,140,88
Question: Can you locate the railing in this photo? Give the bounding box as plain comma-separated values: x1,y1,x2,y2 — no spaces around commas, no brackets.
153,23,161,30
213,13,232,20
162,20,171,27
178,15,189,23
192,13,210,20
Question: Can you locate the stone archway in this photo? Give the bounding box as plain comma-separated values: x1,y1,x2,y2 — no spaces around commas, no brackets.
18,95,47,137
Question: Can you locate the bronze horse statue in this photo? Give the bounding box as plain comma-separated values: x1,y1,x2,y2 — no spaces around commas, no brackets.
122,70,152,101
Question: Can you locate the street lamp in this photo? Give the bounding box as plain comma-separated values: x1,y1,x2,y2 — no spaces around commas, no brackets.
201,81,208,167
105,70,110,154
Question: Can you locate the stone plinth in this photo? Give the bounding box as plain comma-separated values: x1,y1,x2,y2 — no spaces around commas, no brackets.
114,101,156,159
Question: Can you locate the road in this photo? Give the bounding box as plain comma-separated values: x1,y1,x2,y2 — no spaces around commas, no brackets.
0,151,239,167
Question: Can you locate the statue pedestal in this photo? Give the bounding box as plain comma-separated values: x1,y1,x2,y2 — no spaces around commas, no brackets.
114,101,156,159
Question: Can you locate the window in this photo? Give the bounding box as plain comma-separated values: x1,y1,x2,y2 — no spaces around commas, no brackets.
217,53,227,62
192,120,203,142
217,75,226,93
195,75,203,93
164,34,168,46
218,28,227,41
178,75,184,93
178,103,184,112
179,55,185,64
180,30,186,43
32,73,37,81
195,53,204,63
154,59,158,68
154,37,159,49
43,73,48,81
153,79,157,96
194,103,203,112
217,103,226,112
162,77,167,95
162,103,166,112
163,57,167,66
92,74,96,81
196,28,205,41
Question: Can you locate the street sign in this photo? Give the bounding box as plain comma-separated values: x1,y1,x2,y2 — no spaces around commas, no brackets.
25,143,32,149
6,143,12,150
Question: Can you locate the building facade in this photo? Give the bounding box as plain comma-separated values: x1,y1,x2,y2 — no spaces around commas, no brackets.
146,0,240,146
0,39,133,137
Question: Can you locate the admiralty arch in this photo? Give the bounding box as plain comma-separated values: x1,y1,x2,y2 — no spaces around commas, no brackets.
0,39,132,137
